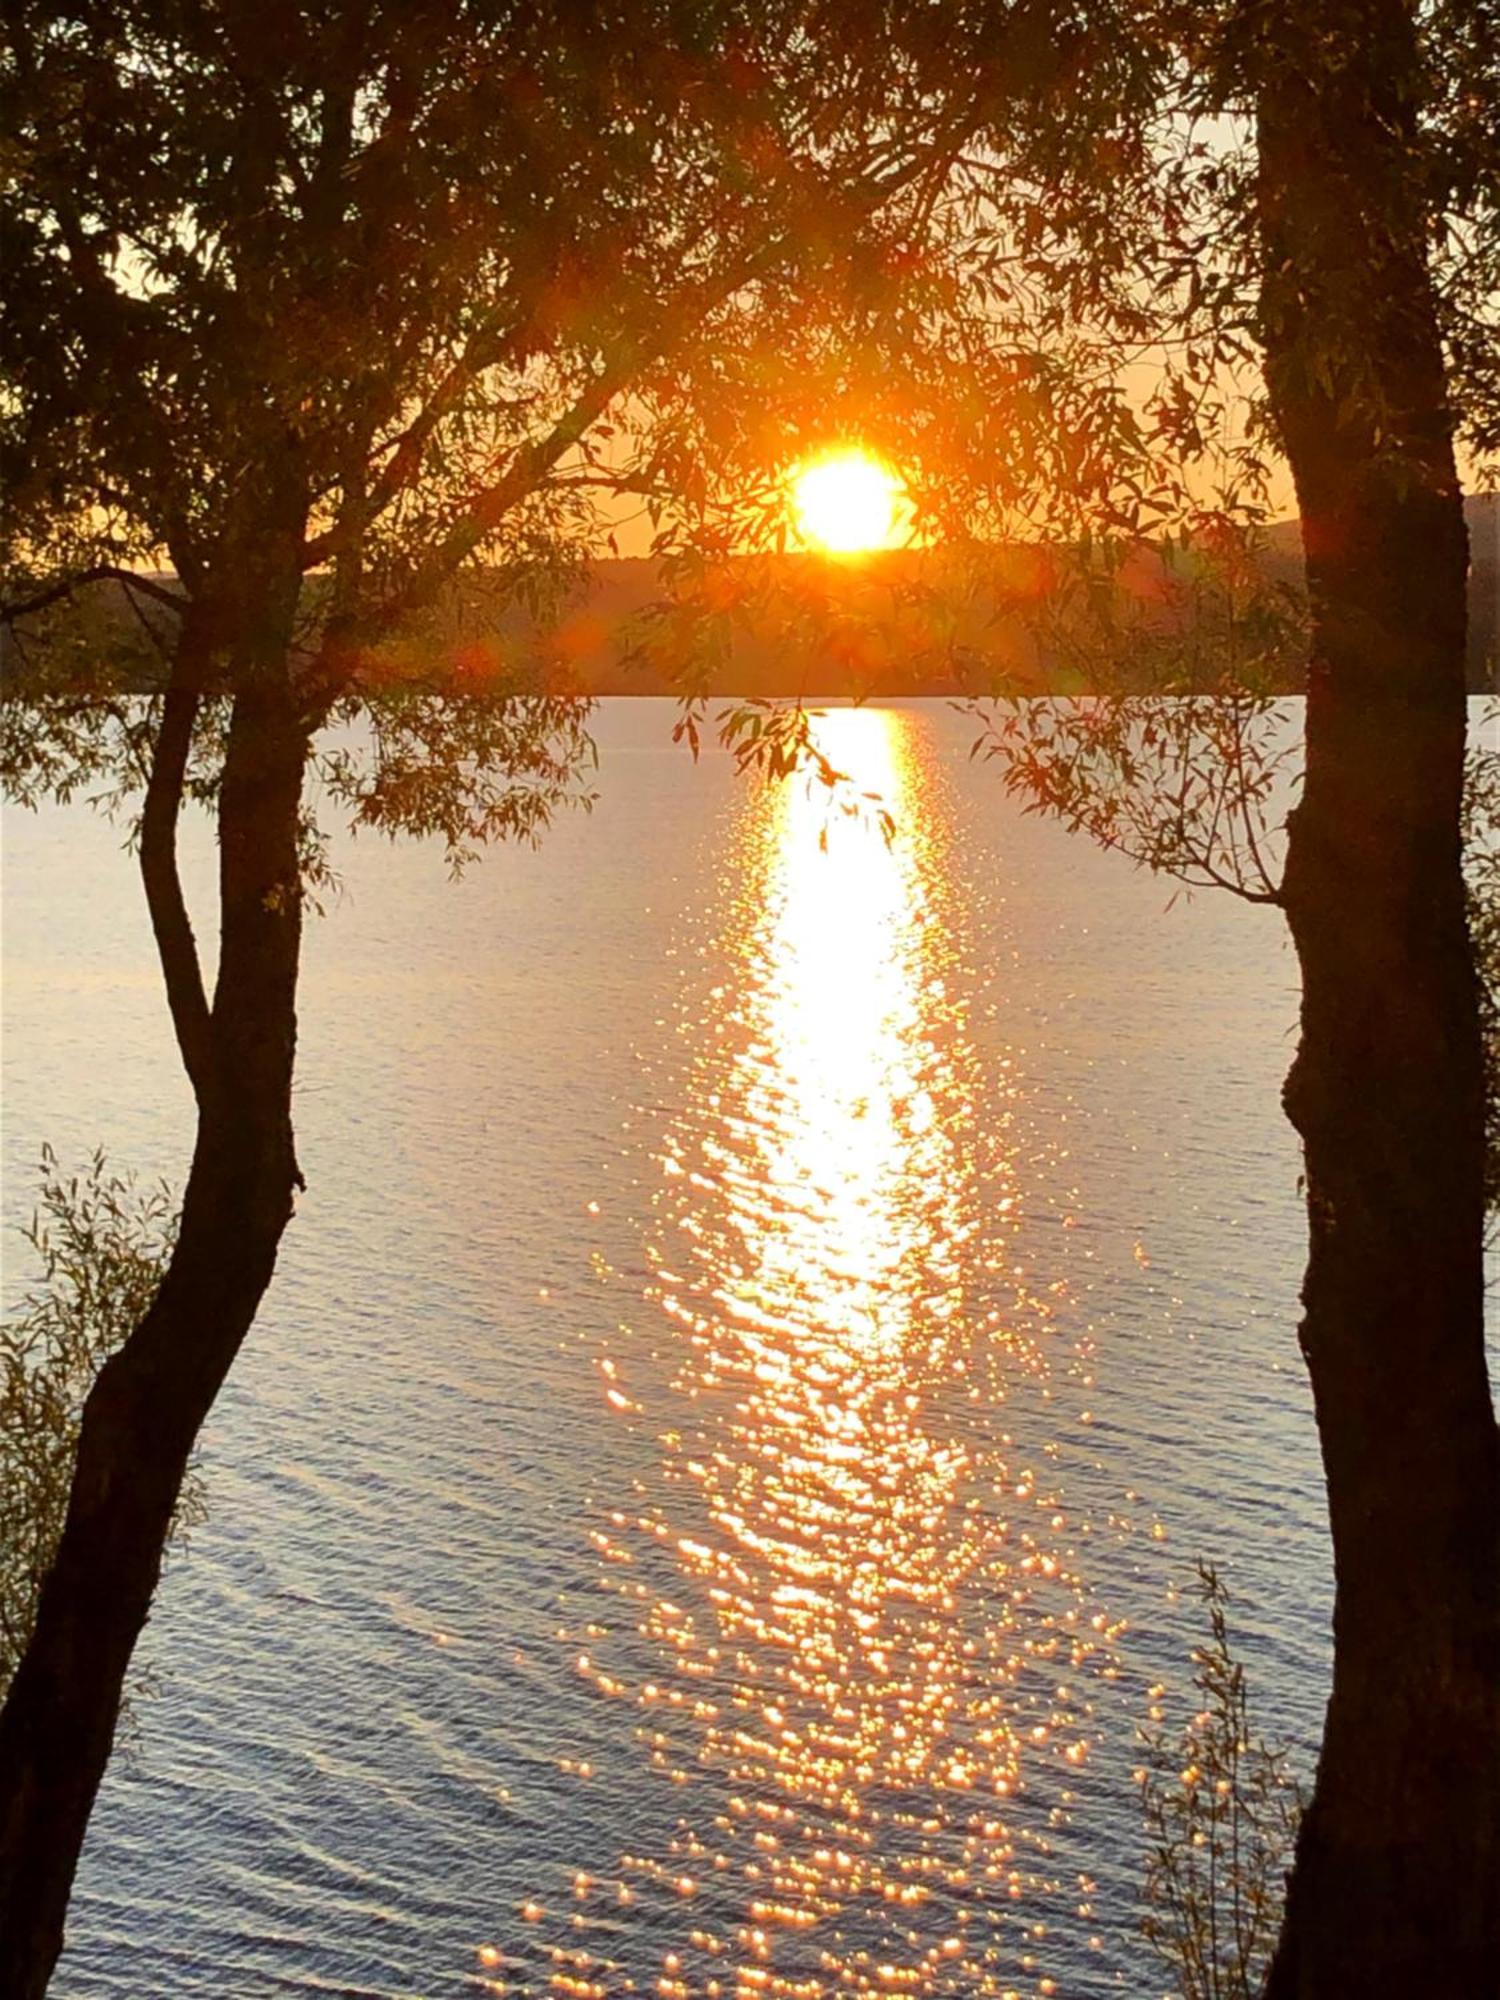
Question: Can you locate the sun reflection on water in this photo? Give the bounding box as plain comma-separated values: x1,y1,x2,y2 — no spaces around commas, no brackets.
526,709,1121,1998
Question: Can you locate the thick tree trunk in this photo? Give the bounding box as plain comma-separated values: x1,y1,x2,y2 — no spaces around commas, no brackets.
1254,3,1500,1991
0,672,310,1998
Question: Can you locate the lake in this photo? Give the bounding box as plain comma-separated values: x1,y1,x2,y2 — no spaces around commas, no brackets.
4,698,1352,1998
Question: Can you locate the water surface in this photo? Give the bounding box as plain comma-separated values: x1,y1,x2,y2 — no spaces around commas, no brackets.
4,700,1344,1998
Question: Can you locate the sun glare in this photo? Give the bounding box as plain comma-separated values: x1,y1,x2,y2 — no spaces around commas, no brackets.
791,448,904,555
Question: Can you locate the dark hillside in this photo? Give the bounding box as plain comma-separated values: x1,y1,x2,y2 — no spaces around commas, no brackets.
6,498,1494,697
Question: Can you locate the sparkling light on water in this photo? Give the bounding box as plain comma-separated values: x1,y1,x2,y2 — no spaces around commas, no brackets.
528,712,1126,1997
3,699,1333,1999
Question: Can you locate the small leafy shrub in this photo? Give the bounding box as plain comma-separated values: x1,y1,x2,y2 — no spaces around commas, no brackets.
1,1148,192,1698
1137,1563,1304,2000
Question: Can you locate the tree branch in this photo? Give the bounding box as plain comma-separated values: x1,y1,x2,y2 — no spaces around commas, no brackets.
2,568,183,627
300,316,521,570
140,679,215,1102
307,133,955,676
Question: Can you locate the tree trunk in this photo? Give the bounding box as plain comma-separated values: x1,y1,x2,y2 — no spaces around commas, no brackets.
0,672,310,1998
1253,2,1500,1990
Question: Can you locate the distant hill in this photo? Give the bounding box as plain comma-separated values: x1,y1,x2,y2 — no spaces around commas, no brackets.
434,495,1498,698
6,497,1495,697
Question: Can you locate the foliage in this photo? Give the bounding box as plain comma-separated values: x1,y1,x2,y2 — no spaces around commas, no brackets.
1410,0,1500,472
674,693,897,846
1,1,964,605
973,683,1290,905
0,12,1034,1858
0,1150,193,1700
0,0,1018,877
315,686,598,877
648,0,1498,778
954,528,1307,906
1137,1563,1304,2000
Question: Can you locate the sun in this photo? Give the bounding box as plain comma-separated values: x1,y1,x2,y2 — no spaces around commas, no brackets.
790,448,904,555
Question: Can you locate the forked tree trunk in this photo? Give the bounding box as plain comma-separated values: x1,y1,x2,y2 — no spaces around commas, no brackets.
0,671,310,1998
1254,2,1500,1990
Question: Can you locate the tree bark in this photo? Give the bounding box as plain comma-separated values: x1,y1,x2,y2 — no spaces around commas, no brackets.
1253,2,1500,1990
0,665,310,1998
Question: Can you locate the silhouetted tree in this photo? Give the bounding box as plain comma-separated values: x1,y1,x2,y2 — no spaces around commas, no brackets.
955,3,1499,1986
6,2,1497,1991
1249,7,1496,1987
0,6,963,1988
683,3,1499,1985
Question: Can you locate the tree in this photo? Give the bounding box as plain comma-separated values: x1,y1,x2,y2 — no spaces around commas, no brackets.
0,6,966,1989
6,1,1496,1990
1246,6,1496,1986
958,2,1499,1986
663,1,1499,1984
